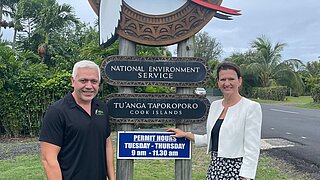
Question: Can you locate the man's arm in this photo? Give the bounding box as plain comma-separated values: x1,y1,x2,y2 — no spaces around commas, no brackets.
106,136,115,180
41,142,62,180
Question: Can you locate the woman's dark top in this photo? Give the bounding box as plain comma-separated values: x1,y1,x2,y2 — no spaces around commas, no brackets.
211,119,223,152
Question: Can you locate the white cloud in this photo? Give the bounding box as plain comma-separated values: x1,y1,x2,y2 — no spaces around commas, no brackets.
203,0,320,62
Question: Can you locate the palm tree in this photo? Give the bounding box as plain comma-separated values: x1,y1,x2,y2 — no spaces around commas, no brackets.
34,0,79,65
0,0,10,29
244,35,304,95
36,0,78,44
0,0,18,36
5,0,24,51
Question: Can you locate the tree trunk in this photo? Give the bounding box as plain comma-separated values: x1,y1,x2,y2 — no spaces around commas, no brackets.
12,28,17,51
0,6,3,36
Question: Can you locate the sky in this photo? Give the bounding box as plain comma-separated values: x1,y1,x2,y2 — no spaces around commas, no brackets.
2,0,320,63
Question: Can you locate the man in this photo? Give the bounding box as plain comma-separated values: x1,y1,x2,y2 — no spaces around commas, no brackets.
40,60,115,180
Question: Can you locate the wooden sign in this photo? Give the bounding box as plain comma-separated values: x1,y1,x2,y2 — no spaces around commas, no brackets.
106,93,210,124
101,56,210,87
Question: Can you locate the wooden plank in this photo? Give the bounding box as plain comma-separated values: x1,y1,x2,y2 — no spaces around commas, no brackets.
175,37,194,180
116,37,136,180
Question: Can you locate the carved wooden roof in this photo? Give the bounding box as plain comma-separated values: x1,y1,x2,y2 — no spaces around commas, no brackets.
88,0,222,46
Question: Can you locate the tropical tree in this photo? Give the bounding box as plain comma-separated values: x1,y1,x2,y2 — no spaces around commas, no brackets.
300,60,320,96
193,31,223,89
243,35,304,95
0,0,11,31
206,58,219,89
224,51,262,96
13,0,43,52
3,0,25,50
137,45,171,57
194,31,222,61
306,60,320,77
79,24,119,63
0,0,20,38
16,0,79,65
35,0,78,44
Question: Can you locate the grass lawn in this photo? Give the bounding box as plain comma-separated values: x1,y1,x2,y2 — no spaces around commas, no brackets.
254,96,320,110
0,154,46,179
0,146,308,180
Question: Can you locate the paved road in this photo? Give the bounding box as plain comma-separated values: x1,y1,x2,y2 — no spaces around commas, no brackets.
260,103,320,167
201,97,320,169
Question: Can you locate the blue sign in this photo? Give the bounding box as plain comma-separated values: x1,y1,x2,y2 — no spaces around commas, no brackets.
117,131,191,159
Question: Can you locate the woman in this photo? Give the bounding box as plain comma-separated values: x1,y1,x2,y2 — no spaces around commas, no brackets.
168,62,262,180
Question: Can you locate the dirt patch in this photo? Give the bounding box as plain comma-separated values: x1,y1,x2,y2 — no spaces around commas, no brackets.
262,149,320,180
0,138,40,160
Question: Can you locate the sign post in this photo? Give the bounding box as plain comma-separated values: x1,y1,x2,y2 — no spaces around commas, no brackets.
116,37,136,180
175,37,194,180
89,0,240,179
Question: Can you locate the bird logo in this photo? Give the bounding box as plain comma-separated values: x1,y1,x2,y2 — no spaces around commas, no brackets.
97,0,240,47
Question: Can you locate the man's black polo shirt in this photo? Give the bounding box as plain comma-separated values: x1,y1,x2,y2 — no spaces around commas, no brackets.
40,92,111,180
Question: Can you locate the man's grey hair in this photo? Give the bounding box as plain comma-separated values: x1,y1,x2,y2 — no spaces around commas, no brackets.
72,60,101,81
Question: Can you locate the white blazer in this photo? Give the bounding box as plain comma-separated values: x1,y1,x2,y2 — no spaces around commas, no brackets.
194,97,262,179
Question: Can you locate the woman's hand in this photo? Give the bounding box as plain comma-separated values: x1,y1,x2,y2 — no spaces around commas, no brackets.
167,128,195,141
166,128,187,138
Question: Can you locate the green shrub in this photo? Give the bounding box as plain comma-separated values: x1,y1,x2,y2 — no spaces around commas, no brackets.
311,84,320,102
252,86,287,101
